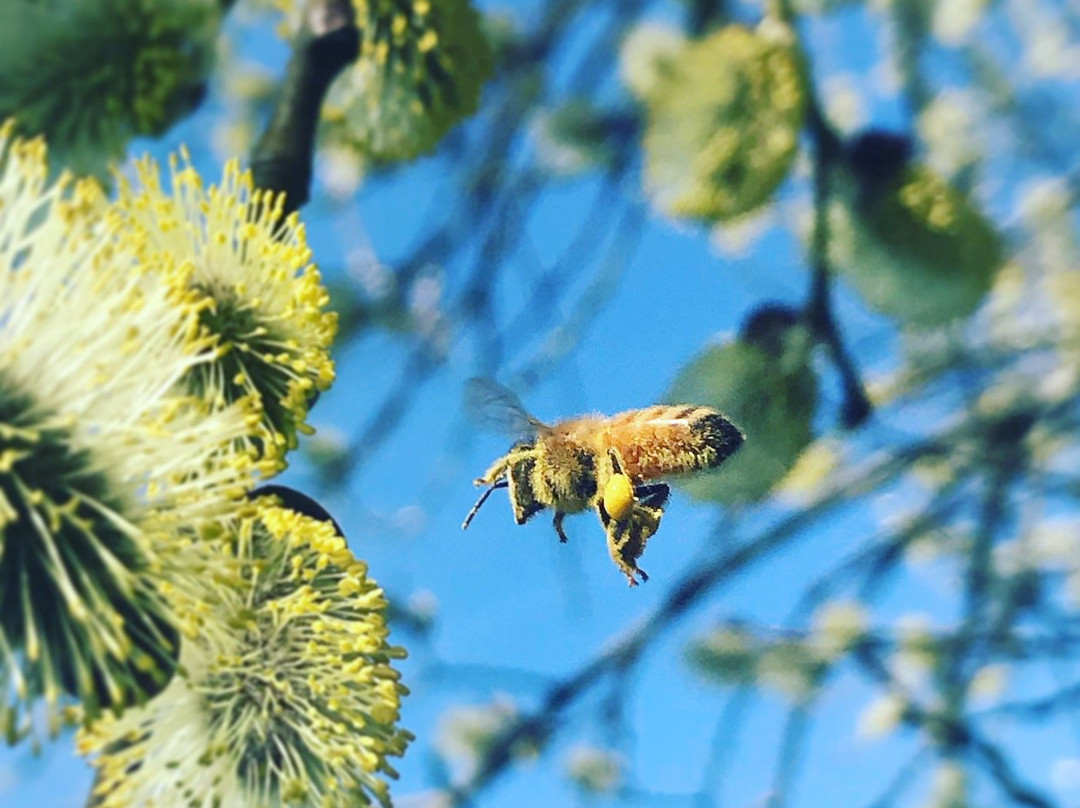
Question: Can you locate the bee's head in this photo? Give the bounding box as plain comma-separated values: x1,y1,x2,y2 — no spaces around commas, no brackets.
462,441,542,531
506,446,546,524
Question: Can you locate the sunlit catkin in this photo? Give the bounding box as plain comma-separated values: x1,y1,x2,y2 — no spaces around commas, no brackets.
80,500,412,808
0,123,259,739
114,151,338,468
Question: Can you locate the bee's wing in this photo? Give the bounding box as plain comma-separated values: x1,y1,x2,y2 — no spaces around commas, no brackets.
464,378,548,437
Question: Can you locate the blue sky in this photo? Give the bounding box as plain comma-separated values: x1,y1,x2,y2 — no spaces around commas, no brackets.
5,1,1080,807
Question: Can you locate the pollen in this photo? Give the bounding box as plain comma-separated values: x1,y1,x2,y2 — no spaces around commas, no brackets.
602,473,635,522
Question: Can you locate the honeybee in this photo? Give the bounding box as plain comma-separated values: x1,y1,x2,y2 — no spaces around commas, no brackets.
461,379,744,585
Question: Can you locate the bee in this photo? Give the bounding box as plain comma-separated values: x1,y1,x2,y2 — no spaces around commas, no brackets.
461,379,744,585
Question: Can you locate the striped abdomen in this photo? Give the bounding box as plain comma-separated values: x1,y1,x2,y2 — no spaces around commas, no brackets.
595,405,743,482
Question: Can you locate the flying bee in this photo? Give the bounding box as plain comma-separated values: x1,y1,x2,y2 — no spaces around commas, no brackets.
461,379,744,585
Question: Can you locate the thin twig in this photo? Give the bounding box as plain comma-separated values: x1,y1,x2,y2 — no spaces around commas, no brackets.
694,688,754,808
804,97,871,428
766,705,812,808
862,749,930,808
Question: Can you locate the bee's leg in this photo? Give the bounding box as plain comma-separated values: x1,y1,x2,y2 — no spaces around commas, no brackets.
461,479,508,530
634,482,670,510
607,447,627,475
597,502,648,585
553,511,570,543
608,526,648,586
596,498,611,528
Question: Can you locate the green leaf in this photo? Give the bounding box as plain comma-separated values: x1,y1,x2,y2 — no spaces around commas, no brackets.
830,163,1004,325
668,341,816,504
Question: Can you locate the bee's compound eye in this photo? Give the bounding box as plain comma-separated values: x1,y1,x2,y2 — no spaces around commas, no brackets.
603,473,635,522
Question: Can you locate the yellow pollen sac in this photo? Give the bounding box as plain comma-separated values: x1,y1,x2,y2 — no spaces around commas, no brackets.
603,473,635,522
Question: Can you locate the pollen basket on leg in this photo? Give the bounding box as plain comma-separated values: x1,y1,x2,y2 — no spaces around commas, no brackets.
509,455,545,524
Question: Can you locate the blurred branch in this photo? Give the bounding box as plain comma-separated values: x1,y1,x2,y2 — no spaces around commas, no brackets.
504,164,634,373
803,86,872,429
886,1,932,119
791,479,968,619
250,0,358,213
943,461,1015,708
862,750,931,808
981,679,1080,722
694,688,753,808
854,644,1057,808
776,0,872,427
510,200,646,390
421,661,557,692
331,347,440,480
766,705,812,808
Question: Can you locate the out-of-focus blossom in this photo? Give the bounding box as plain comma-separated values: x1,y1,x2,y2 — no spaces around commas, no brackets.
828,162,1003,325
299,0,495,164
619,22,685,100
811,600,869,659
0,0,220,178
564,744,624,795
436,697,519,782
0,125,257,738
642,21,806,223
857,692,907,739
932,0,991,45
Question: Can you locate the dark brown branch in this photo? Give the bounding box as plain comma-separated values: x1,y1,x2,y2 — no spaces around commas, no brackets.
775,0,871,427
804,97,872,428
250,0,358,213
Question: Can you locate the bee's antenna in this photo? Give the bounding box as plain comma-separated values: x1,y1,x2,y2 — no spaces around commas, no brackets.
461,480,508,530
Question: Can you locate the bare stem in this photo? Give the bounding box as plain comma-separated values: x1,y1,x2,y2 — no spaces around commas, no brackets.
803,81,872,428
250,0,358,213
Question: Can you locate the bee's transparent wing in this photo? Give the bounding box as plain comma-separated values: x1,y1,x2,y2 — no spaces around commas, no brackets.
463,378,548,437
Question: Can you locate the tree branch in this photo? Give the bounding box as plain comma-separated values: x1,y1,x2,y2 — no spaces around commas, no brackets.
250,0,358,213
803,92,871,428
